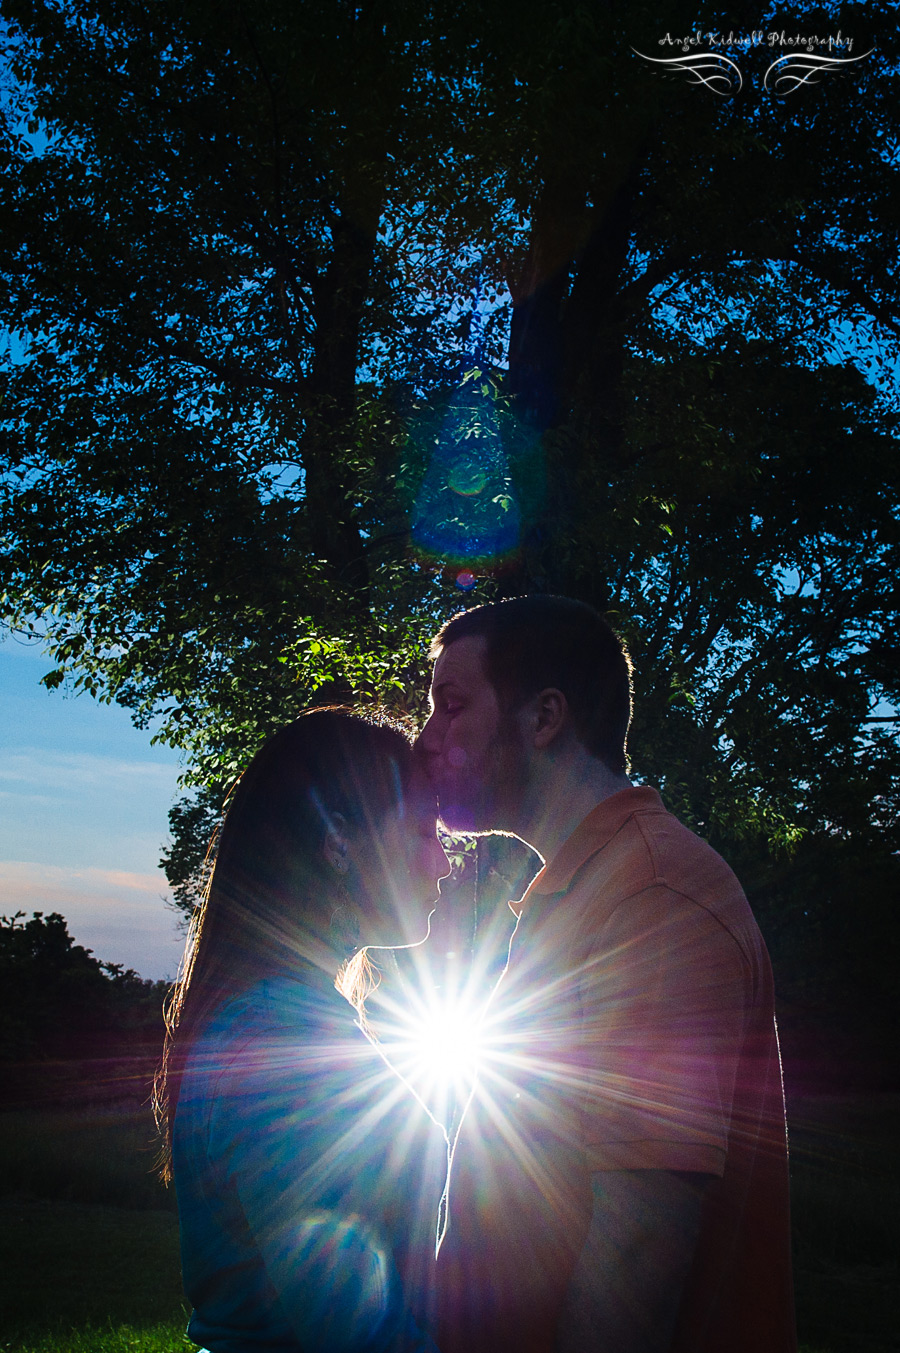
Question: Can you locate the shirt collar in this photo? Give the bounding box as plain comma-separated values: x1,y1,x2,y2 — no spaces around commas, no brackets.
513,785,665,908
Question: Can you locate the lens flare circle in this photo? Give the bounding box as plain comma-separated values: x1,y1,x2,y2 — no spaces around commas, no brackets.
447,463,487,497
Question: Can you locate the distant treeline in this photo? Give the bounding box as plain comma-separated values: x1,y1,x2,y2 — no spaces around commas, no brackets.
0,910,171,1062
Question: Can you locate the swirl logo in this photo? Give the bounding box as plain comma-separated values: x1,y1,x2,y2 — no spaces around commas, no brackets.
631,49,743,96
764,49,875,95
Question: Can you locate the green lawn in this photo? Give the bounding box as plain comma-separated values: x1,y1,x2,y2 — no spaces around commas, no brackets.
0,1323,190,1353
0,1197,188,1351
0,1103,172,1213
789,1093,900,1353
0,1103,187,1352
0,1095,897,1352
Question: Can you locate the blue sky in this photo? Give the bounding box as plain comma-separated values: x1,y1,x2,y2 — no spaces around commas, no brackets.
0,631,185,980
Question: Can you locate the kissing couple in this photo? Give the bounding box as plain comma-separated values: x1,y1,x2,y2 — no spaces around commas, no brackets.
157,595,796,1353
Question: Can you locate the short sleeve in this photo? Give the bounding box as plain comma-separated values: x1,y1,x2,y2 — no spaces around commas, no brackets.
571,886,750,1174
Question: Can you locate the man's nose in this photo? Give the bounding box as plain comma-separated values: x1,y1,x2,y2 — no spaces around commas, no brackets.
415,712,440,756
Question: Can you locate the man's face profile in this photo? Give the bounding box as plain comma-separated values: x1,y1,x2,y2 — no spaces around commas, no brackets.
417,635,525,833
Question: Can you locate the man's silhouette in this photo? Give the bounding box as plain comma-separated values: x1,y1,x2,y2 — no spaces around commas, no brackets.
417,595,796,1353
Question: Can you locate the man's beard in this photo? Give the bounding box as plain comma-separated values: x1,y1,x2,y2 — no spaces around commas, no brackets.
437,723,525,835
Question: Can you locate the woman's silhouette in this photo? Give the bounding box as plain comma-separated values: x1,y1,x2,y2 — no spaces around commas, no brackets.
155,708,450,1352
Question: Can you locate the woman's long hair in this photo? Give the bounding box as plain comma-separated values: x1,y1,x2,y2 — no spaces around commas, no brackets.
154,707,417,1182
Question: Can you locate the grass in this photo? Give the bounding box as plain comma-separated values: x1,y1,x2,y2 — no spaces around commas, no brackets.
0,1101,187,1352
0,1325,191,1352
0,1104,173,1213
0,1093,897,1352
0,1197,188,1350
788,1093,900,1353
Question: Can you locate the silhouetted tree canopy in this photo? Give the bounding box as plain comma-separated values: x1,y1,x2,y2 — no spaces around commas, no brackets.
1,1,898,1018
0,911,168,1060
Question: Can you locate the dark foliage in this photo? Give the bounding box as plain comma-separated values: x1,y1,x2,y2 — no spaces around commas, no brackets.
0,911,169,1062
0,0,898,1038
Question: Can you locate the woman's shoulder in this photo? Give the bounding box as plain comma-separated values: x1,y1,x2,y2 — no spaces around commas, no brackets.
180,974,344,1094
199,969,353,1050
184,972,385,1128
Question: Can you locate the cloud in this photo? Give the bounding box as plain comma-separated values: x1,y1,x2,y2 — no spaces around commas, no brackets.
0,749,180,794
0,859,169,909
0,860,185,981
0,788,61,808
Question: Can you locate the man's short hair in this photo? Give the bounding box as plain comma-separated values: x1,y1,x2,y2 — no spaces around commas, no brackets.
430,595,633,774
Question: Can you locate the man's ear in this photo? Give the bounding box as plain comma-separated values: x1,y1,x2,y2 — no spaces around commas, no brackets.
531,688,568,749
322,812,350,875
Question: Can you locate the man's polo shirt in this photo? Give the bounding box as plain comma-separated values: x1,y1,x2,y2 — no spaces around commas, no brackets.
436,785,796,1353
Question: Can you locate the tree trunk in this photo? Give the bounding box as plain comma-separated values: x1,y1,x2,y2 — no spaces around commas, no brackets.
504,160,641,603
304,186,383,608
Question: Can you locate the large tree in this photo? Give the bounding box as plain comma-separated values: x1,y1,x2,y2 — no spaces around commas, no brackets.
1,0,898,1005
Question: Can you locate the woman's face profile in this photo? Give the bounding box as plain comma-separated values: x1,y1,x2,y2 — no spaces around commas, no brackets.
350,767,450,949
